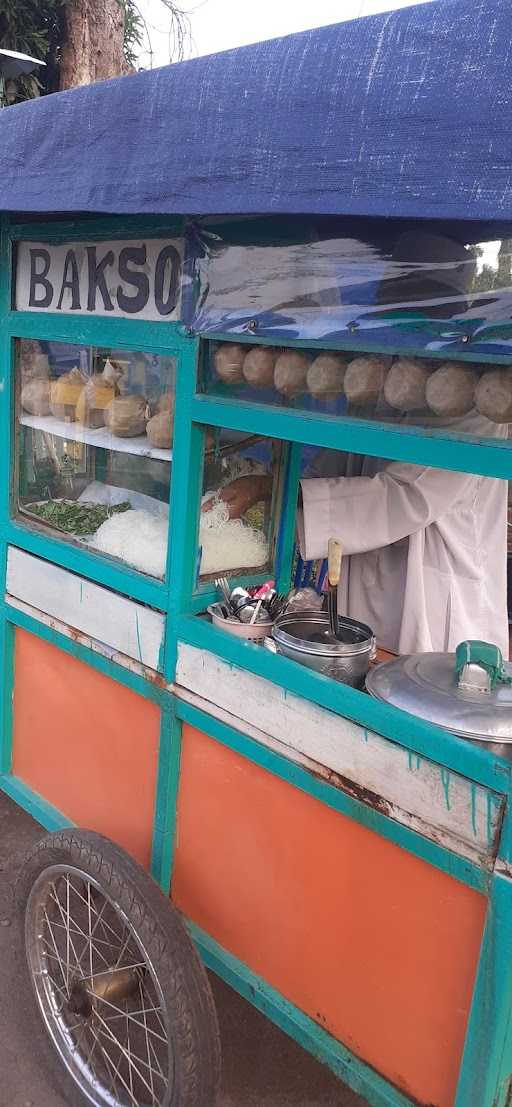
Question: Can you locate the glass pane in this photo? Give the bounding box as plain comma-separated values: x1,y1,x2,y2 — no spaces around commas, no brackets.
198,429,282,580
16,339,176,579
200,340,512,448
292,443,508,659
188,217,512,357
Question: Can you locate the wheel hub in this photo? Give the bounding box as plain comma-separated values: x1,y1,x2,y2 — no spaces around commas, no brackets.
68,966,144,1019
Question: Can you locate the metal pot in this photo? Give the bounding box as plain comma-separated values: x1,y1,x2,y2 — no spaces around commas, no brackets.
366,641,512,760
271,609,376,687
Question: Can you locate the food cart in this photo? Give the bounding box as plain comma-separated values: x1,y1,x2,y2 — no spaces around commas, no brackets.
1,1,512,1106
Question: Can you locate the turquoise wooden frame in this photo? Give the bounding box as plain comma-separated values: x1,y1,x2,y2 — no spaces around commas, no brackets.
1,212,512,1107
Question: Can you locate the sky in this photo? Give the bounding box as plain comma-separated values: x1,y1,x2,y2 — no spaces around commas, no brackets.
135,0,433,69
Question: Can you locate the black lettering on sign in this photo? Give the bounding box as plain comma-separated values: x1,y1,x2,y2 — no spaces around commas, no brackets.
117,245,150,314
57,249,81,311
28,249,53,308
86,247,115,312
154,245,181,316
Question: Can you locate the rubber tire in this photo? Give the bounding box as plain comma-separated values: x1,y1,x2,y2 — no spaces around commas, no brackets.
15,829,221,1107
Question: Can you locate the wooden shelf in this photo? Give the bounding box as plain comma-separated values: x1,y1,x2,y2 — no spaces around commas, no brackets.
19,413,172,463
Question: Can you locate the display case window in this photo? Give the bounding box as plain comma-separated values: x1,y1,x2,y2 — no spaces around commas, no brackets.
199,340,512,448
16,339,176,579
198,429,282,580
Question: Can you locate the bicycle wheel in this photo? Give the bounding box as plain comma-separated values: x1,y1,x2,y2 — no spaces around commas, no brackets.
16,829,220,1107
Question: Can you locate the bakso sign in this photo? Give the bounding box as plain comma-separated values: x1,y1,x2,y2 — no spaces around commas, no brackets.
15,239,184,322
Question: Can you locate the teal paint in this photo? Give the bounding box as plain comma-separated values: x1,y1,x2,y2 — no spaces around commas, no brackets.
363,728,369,743
134,611,143,664
176,696,489,894
440,768,452,811
454,875,512,1107
275,441,302,593
487,793,502,848
0,220,15,780
0,774,72,832
187,920,419,1107
497,803,512,867
11,310,188,352
9,215,184,242
150,705,182,893
471,784,478,838
191,392,512,482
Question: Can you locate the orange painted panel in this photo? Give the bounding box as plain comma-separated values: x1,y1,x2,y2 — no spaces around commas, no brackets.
174,725,487,1107
12,629,160,867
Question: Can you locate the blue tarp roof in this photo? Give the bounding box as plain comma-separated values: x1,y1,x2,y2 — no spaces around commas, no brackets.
1,0,511,222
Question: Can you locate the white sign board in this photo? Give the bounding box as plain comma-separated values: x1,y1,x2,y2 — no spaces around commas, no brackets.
15,238,184,322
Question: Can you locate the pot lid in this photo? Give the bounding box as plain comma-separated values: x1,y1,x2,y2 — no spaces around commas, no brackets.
366,640,512,743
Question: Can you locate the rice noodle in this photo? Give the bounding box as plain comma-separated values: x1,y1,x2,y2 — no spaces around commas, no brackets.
90,497,269,580
199,495,269,574
91,509,168,577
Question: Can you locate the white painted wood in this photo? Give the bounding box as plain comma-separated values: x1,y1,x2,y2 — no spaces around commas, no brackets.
20,414,172,463
176,642,503,863
16,238,183,321
7,548,164,671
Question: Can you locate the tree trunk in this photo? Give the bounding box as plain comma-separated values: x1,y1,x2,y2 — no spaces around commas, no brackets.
59,0,131,90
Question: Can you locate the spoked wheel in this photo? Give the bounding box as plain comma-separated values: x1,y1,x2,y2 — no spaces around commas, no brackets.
16,830,220,1107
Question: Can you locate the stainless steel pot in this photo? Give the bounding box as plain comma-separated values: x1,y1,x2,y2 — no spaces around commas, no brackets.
270,609,376,687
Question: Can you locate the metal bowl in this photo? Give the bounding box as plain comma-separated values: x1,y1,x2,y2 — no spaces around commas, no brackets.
271,609,376,687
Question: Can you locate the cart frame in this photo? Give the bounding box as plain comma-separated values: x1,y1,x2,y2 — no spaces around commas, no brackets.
1,211,512,1107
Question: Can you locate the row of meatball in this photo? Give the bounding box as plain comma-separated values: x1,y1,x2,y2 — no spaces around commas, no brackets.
214,344,512,422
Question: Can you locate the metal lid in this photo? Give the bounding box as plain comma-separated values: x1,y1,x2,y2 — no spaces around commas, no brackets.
273,610,375,658
366,649,512,743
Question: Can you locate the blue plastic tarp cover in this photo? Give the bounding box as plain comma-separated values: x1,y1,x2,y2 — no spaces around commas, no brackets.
187,218,512,355
0,0,511,221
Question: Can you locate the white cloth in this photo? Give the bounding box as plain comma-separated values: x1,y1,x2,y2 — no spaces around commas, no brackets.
297,412,509,656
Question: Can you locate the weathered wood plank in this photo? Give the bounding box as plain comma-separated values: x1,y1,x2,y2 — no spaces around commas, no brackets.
7,547,165,671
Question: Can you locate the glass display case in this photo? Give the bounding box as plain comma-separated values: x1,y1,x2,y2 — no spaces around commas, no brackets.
15,339,176,579
199,339,512,449
198,428,283,580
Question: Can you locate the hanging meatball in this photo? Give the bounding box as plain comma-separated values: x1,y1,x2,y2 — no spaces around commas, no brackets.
242,346,278,388
426,362,477,417
344,355,392,406
384,357,432,411
475,368,512,423
274,350,310,397
307,353,350,401
213,343,246,384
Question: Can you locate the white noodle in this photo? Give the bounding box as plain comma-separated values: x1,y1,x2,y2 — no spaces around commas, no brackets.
91,510,168,577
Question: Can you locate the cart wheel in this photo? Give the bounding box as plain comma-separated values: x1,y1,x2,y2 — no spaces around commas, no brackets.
16,829,221,1107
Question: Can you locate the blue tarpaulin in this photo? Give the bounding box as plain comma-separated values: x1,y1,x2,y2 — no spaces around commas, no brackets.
0,0,511,221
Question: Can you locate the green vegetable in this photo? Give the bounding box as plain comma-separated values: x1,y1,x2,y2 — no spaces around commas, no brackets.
245,502,265,531
26,499,131,537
